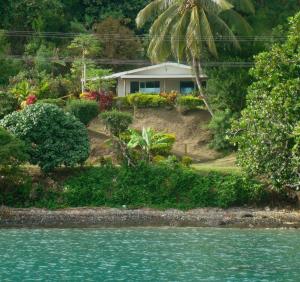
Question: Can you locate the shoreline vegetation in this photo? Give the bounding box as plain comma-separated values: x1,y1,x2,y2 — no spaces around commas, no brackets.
1,207,300,229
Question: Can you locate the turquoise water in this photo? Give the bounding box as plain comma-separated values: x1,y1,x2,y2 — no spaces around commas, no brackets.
0,228,299,281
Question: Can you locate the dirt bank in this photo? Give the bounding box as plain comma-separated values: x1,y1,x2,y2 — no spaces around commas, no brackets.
1,207,299,228
88,108,220,162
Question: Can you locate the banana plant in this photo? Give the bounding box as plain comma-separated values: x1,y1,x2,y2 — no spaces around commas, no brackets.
127,127,172,161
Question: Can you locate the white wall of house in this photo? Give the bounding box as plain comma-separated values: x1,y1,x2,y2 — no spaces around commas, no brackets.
108,63,207,96
117,78,198,96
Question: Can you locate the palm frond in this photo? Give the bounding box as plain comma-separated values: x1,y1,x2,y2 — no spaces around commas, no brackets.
171,9,190,62
199,9,218,57
208,12,240,49
228,0,255,14
136,0,177,28
220,8,253,35
186,6,203,59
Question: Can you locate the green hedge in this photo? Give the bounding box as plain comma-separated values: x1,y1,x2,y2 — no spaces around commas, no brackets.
101,110,133,136
177,95,205,112
66,100,99,126
0,92,19,119
114,97,131,109
127,94,168,108
37,98,66,108
62,163,266,209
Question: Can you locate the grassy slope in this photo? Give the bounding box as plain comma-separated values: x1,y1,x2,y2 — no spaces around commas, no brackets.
192,154,242,175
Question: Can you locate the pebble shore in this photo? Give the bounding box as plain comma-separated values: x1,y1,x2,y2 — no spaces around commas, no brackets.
1,207,300,228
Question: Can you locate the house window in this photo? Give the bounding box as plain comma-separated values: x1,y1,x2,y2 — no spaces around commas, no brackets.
140,81,160,93
130,81,139,93
180,81,195,94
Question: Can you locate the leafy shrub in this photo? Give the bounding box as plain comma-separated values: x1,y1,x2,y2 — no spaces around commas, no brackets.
80,91,114,111
231,12,300,190
0,104,90,172
127,94,168,108
177,95,205,113
66,100,99,126
160,91,178,105
0,127,29,206
0,127,28,168
62,162,266,209
181,156,193,167
101,110,133,136
292,123,300,190
114,96,131,109
208,110,236,152
26,95,37,105
150,133,176,156
0,92,19,119
37,98,66,108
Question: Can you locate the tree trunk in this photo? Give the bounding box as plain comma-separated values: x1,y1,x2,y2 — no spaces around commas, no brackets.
192,57,214,117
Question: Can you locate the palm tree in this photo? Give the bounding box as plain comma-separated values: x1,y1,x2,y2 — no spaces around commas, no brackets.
136,0,254,116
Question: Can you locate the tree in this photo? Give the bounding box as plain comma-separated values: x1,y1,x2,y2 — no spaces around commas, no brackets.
68,34,102,93
231,12,300,190
93,17,143,69
136,0,254,116
0,104,90,172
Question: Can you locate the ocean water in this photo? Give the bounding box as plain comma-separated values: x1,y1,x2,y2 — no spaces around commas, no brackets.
0,228,299,281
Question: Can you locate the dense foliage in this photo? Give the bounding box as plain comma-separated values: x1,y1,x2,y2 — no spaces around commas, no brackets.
66,100,99,126
127,94,169,108
208,110,236,152
0,104,90,172
232,12,300,190
0,92,19,119
0,162,267,209
0,127,27,169
177,96,205,113
101,110,133,136
61,163,265,209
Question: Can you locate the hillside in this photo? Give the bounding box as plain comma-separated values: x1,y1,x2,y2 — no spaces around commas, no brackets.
88,108,221,163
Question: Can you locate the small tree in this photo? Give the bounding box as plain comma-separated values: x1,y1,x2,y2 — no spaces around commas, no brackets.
66,100,99,126
0,104,90,172
101,110,133,137
231,12,300,190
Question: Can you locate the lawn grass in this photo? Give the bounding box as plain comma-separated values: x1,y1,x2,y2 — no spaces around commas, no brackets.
192,154,242,175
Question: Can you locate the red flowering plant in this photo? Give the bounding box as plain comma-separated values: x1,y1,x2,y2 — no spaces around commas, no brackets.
26,95,37,105
80,90,114,111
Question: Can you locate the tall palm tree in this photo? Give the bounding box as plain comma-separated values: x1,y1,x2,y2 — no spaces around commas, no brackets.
136,0,254,116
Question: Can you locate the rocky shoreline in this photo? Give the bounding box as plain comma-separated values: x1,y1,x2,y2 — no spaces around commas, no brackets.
0,207,300,228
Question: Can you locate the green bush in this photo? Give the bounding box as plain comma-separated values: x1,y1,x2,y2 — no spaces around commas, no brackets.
0,92,19,119
150,133,176,156
181,156,193,167
208,110,236,152
231,12,300,190
127,94,168,108
62,162,266,209
66,100,99,126
177,95,205,113
0,127,29,207
0,127,28,168
101,110,133,136
0,104,90,172
114,96,131,109
37,98,66,108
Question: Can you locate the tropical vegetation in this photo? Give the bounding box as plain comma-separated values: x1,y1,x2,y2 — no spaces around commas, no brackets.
0,1,299,208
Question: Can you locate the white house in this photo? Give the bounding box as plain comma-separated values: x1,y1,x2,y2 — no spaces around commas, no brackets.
95,62,207,97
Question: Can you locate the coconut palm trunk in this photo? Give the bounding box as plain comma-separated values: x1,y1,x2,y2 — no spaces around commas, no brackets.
192,56,214,116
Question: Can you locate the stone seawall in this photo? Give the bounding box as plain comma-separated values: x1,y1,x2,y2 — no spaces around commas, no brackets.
1,207,300,228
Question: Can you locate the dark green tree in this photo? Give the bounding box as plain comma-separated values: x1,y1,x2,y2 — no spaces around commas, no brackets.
231,12,300,190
